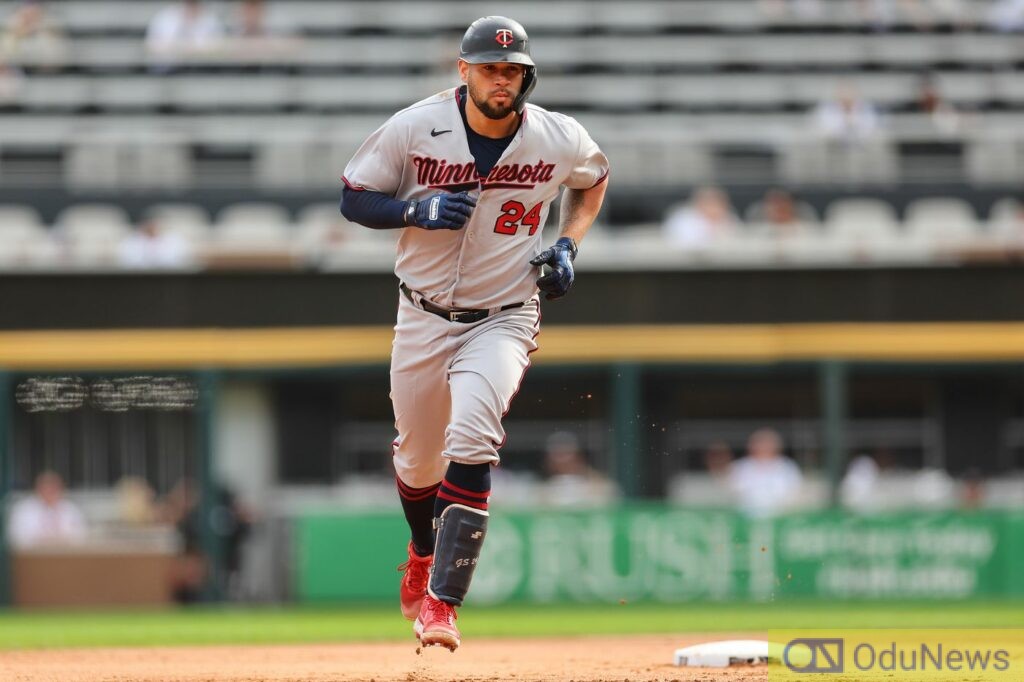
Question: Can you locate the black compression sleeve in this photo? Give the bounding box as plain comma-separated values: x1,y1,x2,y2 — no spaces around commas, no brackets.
339,186,411,229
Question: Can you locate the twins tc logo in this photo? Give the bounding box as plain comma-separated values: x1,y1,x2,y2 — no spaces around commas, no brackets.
784,638,845,673
495,29,514,47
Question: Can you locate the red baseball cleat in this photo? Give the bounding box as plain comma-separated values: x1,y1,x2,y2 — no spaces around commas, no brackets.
413,594,460,651
397,543,432,621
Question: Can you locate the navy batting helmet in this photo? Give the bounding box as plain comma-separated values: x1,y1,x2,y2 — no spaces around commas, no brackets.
459,16,537,114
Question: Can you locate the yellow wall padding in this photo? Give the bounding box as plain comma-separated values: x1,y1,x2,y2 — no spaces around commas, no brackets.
1,323,1023,370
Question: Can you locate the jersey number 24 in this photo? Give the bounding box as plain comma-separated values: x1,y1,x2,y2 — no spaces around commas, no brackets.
494,201,543,236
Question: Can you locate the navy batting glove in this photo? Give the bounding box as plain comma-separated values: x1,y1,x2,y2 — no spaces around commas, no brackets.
406,191,477,230
529,237,578,300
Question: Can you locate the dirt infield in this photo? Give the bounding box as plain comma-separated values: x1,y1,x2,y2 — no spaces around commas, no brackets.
1,634,769,682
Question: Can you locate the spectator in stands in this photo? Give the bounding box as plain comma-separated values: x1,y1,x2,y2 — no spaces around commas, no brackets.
224,0,300,63
757,0,824,22
146,0,225,71
988,0,1024,31
160,478,252,602
538,431,619,507
230,0,293,38
840,452,883,512
663,186,739,248
959,467,986,509
703,440,734,480
1,0,66,71
857,0,899,31
0,60,23,105
813,84,881,144
118,219,192,269
911,74,961,135
6,470,88,549
115,476,159,525
746,188,817,237
727,428,803,517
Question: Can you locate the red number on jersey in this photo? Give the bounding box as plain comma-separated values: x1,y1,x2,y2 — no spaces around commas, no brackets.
494,200,524,235
522,202,543,235
494,201,543,236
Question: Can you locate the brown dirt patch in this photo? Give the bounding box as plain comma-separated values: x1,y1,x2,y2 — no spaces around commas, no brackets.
0,634,770,682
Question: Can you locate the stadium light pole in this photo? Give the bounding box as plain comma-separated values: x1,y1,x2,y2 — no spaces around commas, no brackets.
610,363,643,498
0,371,10,606
195,370,226,602
820,360,848,507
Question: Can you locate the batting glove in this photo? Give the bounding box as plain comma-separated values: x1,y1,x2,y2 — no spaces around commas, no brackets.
405,192,477,230
529,237,578,300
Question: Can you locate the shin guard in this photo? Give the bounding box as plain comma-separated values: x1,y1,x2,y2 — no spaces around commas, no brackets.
428,503,488,606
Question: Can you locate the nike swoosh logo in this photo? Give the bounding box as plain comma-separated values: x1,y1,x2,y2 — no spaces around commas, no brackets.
431,128,452,137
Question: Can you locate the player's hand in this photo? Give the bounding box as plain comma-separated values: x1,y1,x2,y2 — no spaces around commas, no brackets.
529,237,578,300
408,192,477,230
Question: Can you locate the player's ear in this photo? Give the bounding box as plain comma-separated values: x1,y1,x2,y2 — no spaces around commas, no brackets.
457,59,468,83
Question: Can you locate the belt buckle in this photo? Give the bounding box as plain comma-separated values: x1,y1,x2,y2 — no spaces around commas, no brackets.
449,310,460,322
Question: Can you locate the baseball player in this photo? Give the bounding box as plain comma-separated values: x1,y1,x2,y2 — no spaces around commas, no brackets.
339,16,609,651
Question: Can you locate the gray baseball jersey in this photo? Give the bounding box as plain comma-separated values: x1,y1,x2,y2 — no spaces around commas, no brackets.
344,85,608,487
343,86,609,309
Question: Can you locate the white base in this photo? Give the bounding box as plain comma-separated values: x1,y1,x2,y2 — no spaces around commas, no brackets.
674,639,771,668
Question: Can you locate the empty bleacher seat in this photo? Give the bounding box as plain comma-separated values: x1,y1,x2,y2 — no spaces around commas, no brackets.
903,198,980,245
143,203,211,245
55,203,134,265
0,205,56,267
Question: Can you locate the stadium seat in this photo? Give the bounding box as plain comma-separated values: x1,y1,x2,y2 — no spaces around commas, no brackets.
55,203,134,265
0,205,57,268
213,203,292,253
143,204,212,245
824,198,910,261
904,198,980,247
988,198,1024,242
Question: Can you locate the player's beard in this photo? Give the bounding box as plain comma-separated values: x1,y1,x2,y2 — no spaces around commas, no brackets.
467,79,516,120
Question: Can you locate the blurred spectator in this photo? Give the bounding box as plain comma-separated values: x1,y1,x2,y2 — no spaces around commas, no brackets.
840,452,882,512
813,84,881,144
857,0,899,31
746,188,817,237
160,478,252,602
727,428,803,517
988,0,1024,31
118,220,192,269
757,0,825,21
229,0,293,38
960,468,986,509
224,0,300,63
663,186,738,248
115,476,159,525
703,440,734,481
538,431,619,507
146,0,225,70
0,60,23,105
7,470,87,549
910,74,961,136
1,1,67,71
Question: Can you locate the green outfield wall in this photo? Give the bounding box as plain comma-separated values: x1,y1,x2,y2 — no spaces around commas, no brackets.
294,506,1024,604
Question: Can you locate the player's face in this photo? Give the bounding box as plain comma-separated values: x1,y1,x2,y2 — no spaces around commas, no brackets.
461,62,525,120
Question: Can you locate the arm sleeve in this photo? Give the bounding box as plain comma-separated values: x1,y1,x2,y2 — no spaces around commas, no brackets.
564,122,610,190
339,185,410,230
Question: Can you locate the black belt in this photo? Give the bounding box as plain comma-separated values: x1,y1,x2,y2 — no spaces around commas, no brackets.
400,283,526,323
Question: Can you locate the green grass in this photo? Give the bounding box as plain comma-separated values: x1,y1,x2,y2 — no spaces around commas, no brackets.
0,600,1021,650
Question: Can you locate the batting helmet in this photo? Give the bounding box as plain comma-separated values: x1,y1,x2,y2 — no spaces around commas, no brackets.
459,16,537,114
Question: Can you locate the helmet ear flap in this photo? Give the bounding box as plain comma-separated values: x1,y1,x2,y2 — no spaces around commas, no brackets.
513,66,537,114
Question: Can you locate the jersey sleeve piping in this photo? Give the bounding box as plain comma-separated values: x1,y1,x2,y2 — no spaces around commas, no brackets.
589,169,609,189
341,175,365,191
